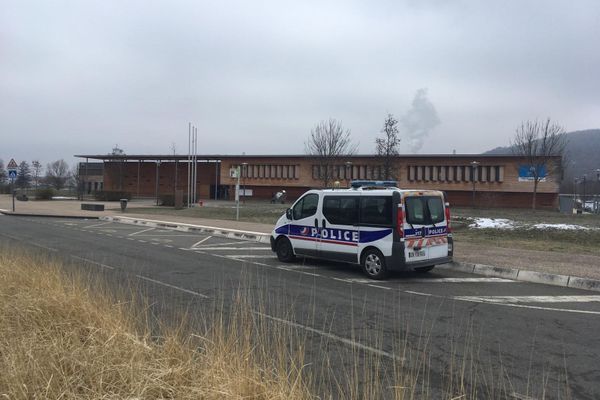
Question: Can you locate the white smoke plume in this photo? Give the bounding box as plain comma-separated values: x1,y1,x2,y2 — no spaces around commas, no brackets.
400,88,440,153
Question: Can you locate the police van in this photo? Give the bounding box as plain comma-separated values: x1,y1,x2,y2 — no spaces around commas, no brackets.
270,180,453,279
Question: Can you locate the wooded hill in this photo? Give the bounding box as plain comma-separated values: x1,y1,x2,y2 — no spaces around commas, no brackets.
485,129,600,193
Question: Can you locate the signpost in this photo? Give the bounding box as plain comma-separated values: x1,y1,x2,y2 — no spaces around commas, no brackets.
7,158,17,212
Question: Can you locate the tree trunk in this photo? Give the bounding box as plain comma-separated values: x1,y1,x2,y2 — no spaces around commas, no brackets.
532,179,538,210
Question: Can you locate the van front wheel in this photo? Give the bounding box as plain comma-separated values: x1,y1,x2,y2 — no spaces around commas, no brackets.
362,249,388,280
276,237,295,262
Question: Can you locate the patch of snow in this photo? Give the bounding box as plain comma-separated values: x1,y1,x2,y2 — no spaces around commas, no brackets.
468,218,515,229
532,223,590,231
52,196,77,200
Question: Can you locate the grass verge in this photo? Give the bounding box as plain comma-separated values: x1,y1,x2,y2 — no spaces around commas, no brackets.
0,247,311,399
0,246,573,399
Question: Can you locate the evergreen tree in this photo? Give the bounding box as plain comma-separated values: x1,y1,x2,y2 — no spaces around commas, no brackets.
16,161,32,188
0,159,6,184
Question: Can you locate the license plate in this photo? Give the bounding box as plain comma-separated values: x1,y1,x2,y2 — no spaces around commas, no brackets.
409,250,426,258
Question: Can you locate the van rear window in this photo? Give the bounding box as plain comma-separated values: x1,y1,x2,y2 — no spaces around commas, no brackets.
405,196,444,225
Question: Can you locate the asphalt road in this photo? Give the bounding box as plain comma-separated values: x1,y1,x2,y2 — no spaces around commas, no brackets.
2,215,600,399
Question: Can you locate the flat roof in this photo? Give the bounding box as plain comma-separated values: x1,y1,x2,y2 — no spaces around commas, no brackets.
74,153,537,161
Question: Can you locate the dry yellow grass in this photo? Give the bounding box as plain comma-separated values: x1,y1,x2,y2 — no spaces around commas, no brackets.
0,247,312,399
0,245,571,399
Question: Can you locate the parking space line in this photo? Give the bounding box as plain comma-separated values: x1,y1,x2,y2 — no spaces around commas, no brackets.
192,236,212,247
128,227,155,236
192,247,271,251
454,295,600,304
225,255,276,259
194,241,256,248
83,221,114,229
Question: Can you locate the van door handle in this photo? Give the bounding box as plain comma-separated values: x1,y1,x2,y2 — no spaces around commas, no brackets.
322,219,327,229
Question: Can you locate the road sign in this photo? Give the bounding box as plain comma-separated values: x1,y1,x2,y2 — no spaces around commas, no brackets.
7,158,17,181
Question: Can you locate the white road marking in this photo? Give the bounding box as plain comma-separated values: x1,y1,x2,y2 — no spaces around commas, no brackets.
128,227,155,236
191,236,212,247
253,311,403,361
194,240,249,247
225,255,276,259
71,255,115,270
368,284,391,290
135,275,209,298
83,221,113,229
454,295,600,304
191,247,271,251
32,242,58,252
409,277,515,283
138,240,147,243
341,277,513,284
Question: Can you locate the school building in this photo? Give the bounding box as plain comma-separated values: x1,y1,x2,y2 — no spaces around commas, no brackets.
75,153,561,209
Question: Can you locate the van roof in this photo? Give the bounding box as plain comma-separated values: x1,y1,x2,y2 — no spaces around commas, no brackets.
314,188,444,196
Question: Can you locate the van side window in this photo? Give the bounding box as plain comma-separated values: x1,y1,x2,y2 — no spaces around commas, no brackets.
360,196,392,226
292,193,319,220
323,196,359,225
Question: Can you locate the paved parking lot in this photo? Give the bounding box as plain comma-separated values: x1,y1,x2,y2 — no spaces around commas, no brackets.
3,215,600,397
10,216,600,316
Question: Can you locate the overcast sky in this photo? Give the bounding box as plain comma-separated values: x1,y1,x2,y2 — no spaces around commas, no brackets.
1,0,599,166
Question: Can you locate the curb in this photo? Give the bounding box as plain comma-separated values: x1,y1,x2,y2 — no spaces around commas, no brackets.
101,216,272,244
438,262,600,293
0,210,100,219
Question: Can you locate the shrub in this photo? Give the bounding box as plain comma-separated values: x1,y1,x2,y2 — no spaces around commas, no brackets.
35,188,55,200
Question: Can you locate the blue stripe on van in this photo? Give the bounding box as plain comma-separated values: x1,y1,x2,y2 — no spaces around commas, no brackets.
279,224,392,245
359,229,393,243
404,226,447,237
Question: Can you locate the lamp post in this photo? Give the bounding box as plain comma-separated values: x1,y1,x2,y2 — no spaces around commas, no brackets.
470,161,480,208
345,161,353,187
582,174,587,205
155,160,161,206
241,162,248,204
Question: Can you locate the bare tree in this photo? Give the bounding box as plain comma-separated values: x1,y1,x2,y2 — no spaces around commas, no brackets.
31,160,43,189
511,118,567,209
305,118,358,187
45,159,71,191
375,113,401,180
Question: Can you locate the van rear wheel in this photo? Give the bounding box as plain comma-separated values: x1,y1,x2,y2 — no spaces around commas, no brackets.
362,249,388,280
276,237,295,262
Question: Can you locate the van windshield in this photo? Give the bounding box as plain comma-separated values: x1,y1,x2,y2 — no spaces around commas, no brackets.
405,196,445,225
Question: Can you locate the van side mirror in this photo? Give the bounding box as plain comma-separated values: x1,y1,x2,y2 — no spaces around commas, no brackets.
285,208,293,220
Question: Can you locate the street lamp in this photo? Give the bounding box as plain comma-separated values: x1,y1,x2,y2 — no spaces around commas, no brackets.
582,174,587,205
470,161,480,208
241,162,248,204
155,160,161,206
345,161,353,187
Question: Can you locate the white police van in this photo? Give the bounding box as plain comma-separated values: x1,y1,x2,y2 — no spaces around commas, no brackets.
270,180,453,279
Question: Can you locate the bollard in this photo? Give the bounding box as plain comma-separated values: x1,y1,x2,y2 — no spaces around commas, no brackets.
120,198,128,212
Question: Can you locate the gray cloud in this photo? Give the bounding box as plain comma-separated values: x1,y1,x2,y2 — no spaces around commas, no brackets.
0,0,599,166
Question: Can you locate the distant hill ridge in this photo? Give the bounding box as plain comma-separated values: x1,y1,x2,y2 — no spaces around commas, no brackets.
484,129,600,192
